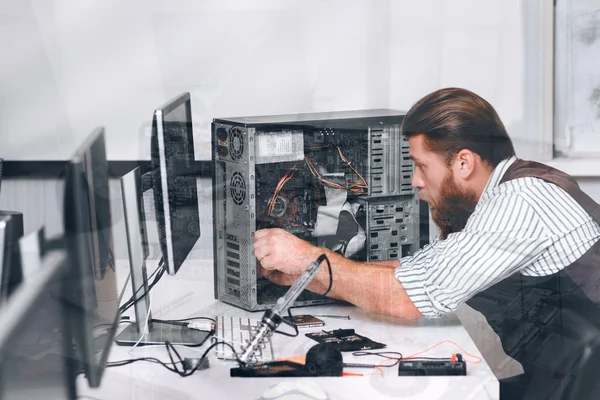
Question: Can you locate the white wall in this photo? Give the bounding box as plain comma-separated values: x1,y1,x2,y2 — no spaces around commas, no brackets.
1,0,391,161
1,0,545,162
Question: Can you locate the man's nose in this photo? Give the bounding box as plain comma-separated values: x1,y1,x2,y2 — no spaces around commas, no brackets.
412,169,424,189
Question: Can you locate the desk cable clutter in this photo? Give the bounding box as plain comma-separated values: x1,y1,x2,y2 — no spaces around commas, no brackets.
107,251,474,378
237,253,330,365
230,254,340,377
105,253,332,378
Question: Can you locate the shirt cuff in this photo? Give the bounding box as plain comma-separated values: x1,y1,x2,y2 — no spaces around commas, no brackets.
395,258,443,319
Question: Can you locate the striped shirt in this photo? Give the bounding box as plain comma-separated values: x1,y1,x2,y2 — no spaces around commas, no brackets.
395,155,600,318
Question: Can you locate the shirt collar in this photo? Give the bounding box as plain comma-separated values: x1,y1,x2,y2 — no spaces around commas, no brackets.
481,155,517,196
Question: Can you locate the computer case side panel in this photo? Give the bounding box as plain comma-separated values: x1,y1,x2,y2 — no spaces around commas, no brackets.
213,123,259,310
211,127,219,300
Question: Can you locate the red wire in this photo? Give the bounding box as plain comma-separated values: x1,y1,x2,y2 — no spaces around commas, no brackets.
405,340,482,364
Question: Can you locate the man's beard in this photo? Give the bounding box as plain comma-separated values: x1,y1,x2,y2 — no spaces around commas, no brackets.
422,173,478,240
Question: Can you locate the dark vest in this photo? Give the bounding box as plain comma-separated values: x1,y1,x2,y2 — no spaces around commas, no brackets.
466,159,600,399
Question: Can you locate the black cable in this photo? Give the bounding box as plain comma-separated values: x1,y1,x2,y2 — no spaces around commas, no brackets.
119,258,165,313
274,308,300,337
118,270,163,313
108,326,218,376
165,340,185,372
164,340,243,376
107,339,183,373
352,351,403,359
119,268,161,312
119,259,163,311
351,351,404,368
107,356,182,374
318,254,333,297
181,327,216,348
190,341,244,373
153,316,216,325
107,337,222,376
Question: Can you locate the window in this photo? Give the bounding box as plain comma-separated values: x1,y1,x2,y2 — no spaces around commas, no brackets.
525,0,600,176
554,0,600,158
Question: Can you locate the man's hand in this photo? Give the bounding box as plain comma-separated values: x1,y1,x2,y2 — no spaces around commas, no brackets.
254,229,421,320
254,228,321,275
258,265,301,287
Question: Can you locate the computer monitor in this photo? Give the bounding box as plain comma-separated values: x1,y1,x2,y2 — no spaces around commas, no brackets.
0,211,24,301
114,167,210,347
0,249,76,399
63,127,122,388
150,92,200,275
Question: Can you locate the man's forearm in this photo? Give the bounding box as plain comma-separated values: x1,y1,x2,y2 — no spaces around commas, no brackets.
306,248,422,320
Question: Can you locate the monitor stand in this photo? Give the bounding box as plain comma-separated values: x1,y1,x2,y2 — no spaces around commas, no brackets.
114,167,210,346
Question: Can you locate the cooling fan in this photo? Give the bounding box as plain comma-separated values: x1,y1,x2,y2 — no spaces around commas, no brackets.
229,127,244,161
230,172,247,205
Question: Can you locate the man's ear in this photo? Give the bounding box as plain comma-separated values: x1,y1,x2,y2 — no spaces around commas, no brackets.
453,149,477,180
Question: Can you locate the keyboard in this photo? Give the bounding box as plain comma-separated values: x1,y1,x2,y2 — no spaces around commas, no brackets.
213,315,274,362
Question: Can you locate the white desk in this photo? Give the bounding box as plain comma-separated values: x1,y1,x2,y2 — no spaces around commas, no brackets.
77,259,499,400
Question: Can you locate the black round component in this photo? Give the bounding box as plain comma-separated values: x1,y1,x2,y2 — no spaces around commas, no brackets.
305,343,343,376
262,309,283,329
217,146,229,156
216,127,228,141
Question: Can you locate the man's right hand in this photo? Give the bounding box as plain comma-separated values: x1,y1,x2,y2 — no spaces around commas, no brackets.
253,228,322,275
258,264,301,287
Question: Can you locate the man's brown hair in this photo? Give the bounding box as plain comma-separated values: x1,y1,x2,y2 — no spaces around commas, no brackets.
401,88,515,168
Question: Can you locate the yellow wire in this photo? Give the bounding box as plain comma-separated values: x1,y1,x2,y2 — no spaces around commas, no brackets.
268,169,295,215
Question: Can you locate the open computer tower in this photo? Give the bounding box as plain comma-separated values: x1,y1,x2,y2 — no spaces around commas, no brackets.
212,109,429,311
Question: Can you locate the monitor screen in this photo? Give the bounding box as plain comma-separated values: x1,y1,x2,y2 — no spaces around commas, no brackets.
151,92,200,275
0,250,76,400
63,127,122,388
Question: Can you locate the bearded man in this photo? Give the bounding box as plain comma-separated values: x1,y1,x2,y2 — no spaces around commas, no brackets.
254,88,600,399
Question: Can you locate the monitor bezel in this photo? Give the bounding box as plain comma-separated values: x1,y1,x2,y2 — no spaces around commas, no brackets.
151,92,199,275
63,127,122,388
